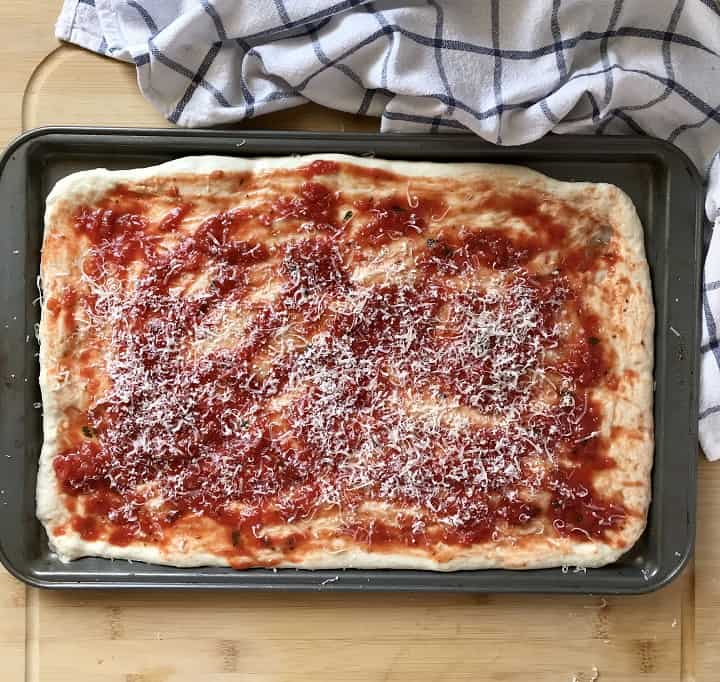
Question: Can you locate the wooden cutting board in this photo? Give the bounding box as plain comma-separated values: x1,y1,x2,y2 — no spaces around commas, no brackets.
2,3,718,680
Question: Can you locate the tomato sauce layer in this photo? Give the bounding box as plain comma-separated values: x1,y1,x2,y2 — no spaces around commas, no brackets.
48,161,626,559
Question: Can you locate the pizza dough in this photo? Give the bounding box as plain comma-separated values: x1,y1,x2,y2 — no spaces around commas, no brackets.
37,154,654,570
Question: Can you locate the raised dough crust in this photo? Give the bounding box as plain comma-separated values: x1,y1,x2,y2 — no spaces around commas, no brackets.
38,154,654,570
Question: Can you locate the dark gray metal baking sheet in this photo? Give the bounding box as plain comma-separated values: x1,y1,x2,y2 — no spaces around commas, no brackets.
0,127,701,592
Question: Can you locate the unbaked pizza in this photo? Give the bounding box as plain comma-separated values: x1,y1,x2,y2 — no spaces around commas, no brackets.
37,154,654,570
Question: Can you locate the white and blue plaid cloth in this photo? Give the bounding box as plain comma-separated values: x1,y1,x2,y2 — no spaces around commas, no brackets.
57,0,720,458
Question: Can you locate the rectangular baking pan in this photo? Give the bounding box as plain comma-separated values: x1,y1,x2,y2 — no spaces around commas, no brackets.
0,127,701,592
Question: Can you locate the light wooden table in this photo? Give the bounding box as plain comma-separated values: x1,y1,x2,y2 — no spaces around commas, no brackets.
2,2,717,680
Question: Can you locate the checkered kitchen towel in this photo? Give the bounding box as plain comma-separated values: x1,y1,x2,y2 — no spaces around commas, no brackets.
57,0,720,457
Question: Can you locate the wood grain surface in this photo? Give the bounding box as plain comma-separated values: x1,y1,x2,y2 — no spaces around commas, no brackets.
0,2,715,680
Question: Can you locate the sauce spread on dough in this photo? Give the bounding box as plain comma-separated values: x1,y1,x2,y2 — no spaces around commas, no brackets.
48,161,627,562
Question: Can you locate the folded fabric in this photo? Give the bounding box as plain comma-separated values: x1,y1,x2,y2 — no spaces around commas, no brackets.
56,0,720,457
